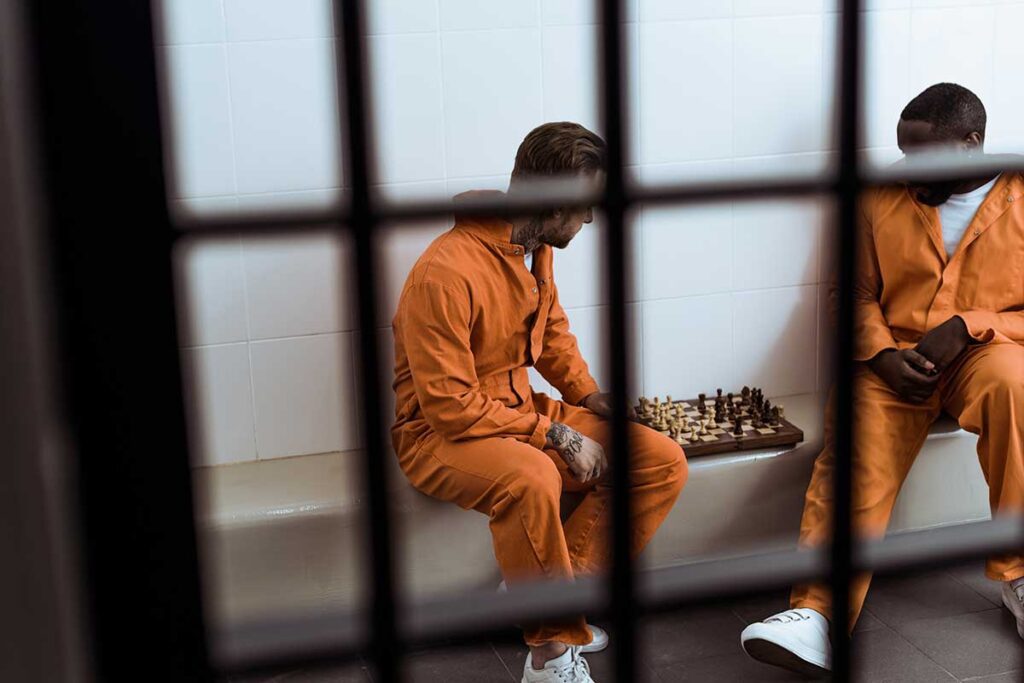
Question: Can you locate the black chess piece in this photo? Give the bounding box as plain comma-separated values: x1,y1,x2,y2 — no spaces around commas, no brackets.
732,417,744,437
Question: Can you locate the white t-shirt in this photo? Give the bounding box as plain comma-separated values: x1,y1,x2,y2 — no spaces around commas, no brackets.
939,175,1000,258
523,250,534,274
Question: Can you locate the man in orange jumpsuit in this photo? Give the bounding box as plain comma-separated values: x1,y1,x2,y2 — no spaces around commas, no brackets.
742,83,1024,676
391,122,687,683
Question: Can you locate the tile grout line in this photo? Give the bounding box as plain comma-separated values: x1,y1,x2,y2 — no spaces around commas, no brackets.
490,642,518,682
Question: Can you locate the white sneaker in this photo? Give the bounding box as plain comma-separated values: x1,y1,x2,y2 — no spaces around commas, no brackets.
499,581,608,653
522,645,594,683
740,608,832,677
581,624,608,653
1001,579,1024,640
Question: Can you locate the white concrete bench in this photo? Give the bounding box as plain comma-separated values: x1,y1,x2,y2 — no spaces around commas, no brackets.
194,392,989,628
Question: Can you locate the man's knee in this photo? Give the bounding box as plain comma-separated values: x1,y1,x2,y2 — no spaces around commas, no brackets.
510,454,563,505
632,425,688,490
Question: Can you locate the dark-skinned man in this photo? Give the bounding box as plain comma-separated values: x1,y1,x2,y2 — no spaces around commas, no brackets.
392,122,687,683
741,83,1024,676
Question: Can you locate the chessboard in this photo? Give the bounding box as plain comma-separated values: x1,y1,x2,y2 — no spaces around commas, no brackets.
634,386,804,458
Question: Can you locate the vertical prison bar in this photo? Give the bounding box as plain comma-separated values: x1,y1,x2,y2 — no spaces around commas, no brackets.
831,0,864,679
596,0,638,682
332,0,402,681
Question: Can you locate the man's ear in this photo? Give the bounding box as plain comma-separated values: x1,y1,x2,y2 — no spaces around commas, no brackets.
964,131,983,151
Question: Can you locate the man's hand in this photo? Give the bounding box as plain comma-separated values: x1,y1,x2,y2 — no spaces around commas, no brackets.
546,422,608,483
914,316,972,371
580,392,636,420
868,348,940,403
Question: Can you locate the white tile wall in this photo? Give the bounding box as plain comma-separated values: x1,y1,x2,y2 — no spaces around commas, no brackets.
250,333,359,458
181,343,258,465
160,0,1022,465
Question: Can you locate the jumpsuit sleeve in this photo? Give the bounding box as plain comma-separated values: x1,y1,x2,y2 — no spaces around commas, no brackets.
957,310,1024,345
401,280,551,448
534,281,600,406
852,201,900,362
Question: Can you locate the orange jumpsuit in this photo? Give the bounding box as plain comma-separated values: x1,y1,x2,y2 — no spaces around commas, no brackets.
391,192,687,646
792,172,1024,630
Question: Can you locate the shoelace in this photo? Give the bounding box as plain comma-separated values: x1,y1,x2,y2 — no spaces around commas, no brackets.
764,609,811,625
555,647,592,682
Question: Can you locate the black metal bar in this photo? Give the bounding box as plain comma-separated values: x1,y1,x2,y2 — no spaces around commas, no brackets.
832,0,863,679
21,0,212,680
169,152,1024,238
214,514,1024,678
596,0,636,681
331,1,401,682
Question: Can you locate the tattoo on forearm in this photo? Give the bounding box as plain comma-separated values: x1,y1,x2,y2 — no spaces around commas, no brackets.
547,422,584,463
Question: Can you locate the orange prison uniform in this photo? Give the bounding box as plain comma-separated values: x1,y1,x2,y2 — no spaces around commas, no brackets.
391,192,688,646
792,172,1024,631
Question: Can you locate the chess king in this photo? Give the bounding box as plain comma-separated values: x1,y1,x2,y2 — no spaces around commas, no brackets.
742,83,1024,676
391,122,687,683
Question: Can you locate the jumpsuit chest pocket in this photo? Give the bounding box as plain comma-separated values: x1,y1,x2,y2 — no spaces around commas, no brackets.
478,370,529,408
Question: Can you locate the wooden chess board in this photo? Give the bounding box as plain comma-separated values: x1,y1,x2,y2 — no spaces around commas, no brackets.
634,387,804,458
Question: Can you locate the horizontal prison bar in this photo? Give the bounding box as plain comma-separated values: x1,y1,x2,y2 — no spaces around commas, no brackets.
212,514,1024,678
168,155,1024,238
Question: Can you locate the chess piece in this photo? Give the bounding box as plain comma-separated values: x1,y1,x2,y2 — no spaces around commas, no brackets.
763,399,772,416
733,418,744,437
769,406,781,426
777,404,785,419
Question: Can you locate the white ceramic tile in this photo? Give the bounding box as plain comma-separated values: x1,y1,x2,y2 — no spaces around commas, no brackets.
990,5,1024,144
380,217,451,320
181,343,258,465
445,174,509,196
156,0,226,44
734,15,825,156
441,29,543,178
161,45,236,198
630,159,735,187
541,0,639,25
172,195,239,219
908,7,995,108
369,34,446,184
862,9,911,149
641,203,733,300
734,0,825,15
642,294,734,400
640,0,732,22
731,152,835,181
439,0,537,30
235,188,344,213
561,303,644,398
733,285,817,397
817,283,836,392
733,198,822,290
862,0,909,8
227,39,341,194
376,179,448,203
367,0,440,34
542,24,600,134
223,0,333,41
542,23,639,143
550,219,608,310
243,232,352,339
638,20,733,164
250,333,359,457
176,236,249,346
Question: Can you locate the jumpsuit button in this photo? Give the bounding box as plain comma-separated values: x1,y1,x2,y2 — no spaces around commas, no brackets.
1008,196,1015,203
974,229,981,237
532,287,538,293
513,249,520,255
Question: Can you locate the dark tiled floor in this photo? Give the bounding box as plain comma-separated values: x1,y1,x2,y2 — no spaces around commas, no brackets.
235,561,1022,682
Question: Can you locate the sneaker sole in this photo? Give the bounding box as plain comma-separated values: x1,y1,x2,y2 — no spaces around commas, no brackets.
1001,588,1024,640
742,637,831,679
